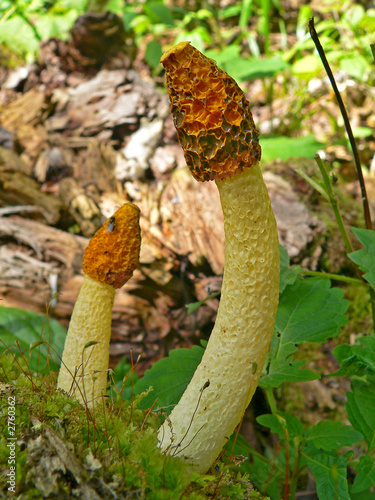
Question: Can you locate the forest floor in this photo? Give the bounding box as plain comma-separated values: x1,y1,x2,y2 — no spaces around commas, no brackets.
0,11,374,462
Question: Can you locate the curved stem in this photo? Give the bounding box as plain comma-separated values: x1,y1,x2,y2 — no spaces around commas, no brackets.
158,165,280,473
57,275,115,407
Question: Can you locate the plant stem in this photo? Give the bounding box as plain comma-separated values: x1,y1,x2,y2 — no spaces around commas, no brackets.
371,43,375,62
309,18,372,232
315,153,353,253
299,269,362,285
265,388,278,415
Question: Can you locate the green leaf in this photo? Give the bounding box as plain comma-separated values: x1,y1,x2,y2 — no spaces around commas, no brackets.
275,278,348,360
348,228,375,289
143,2,174,25
346,377,375,451
123,346,204,413
186,291,220,314
279,245,301,294
332,336,375,377
306,420,363,451
145,40,162,68
204,49,289,81
352,454,375,493
353,127,374,139
261,135,324,163
257,414,283,437
260,359,319,388
0,306,66,373
224,55,290,81
307,453,351,500
262,277,348,388
292,55,323,79
257,411,304,440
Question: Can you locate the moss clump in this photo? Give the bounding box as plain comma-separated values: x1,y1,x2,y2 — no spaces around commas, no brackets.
0,353,265,499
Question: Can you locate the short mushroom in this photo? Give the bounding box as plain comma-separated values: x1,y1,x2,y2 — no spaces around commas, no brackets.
158,42,280,473
57,203,141,407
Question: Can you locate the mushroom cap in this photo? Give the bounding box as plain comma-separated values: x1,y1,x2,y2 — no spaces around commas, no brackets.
82,203,141,288
160,42,261,182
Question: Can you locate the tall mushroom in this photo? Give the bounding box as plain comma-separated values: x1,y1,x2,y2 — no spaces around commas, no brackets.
158,42,280,473
57,203,141,407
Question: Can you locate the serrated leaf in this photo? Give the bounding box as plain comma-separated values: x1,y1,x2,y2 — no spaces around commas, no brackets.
307,453,351,500
257,414,283,437
263,278,348,389
348,228,375,289
0,306,66,373
260,359,319,388
279,245,301,294
332,336,375,377
257,411,304,440
123,346,204,413
346,377,375,451
306,420,363,451
275,278,348,360
352,454,375,493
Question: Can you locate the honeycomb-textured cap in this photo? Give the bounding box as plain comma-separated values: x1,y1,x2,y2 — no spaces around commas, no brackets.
160,42,261,182
82,203,141,288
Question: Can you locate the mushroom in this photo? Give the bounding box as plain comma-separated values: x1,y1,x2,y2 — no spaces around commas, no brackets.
158,42,280,473
57,203,141,407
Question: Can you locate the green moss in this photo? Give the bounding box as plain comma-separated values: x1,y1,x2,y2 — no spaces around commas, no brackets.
0,354,265,499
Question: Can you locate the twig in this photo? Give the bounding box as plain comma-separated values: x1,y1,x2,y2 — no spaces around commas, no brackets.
314,153,353,254
308,17,372,231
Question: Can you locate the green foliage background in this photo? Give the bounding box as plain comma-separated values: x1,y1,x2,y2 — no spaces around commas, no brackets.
1,0,375,498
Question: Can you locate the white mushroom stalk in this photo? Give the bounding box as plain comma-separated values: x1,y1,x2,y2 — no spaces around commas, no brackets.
57,203,141,407
158,42,280,473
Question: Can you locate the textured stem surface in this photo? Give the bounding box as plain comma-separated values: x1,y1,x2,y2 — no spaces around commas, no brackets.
57,275,115,406
158,164,280,473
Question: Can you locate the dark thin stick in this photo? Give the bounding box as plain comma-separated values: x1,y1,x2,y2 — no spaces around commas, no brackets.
308,17,372,231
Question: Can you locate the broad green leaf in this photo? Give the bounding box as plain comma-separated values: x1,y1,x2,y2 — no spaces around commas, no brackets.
260,359,319,388
263,278,348,388
352,454,375,493
123,346,204,413
307,453,351,500
224,55,290,81
145,40,162,68
346,377,375,451
350,489,375,500
348,228,375,289
292,55,323,79
306,420,363,451
0,306,66,373
279,245,301,294
261,135,324,163
257,411,304,440
143,2,174,24
257,414,283,438
274,278,348,360
353,127,374,139
332,336,375,377
204,49,289,81
0,17,39,61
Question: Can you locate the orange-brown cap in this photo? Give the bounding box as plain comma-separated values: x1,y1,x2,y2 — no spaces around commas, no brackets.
82,203,141,288
160,42,261,182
